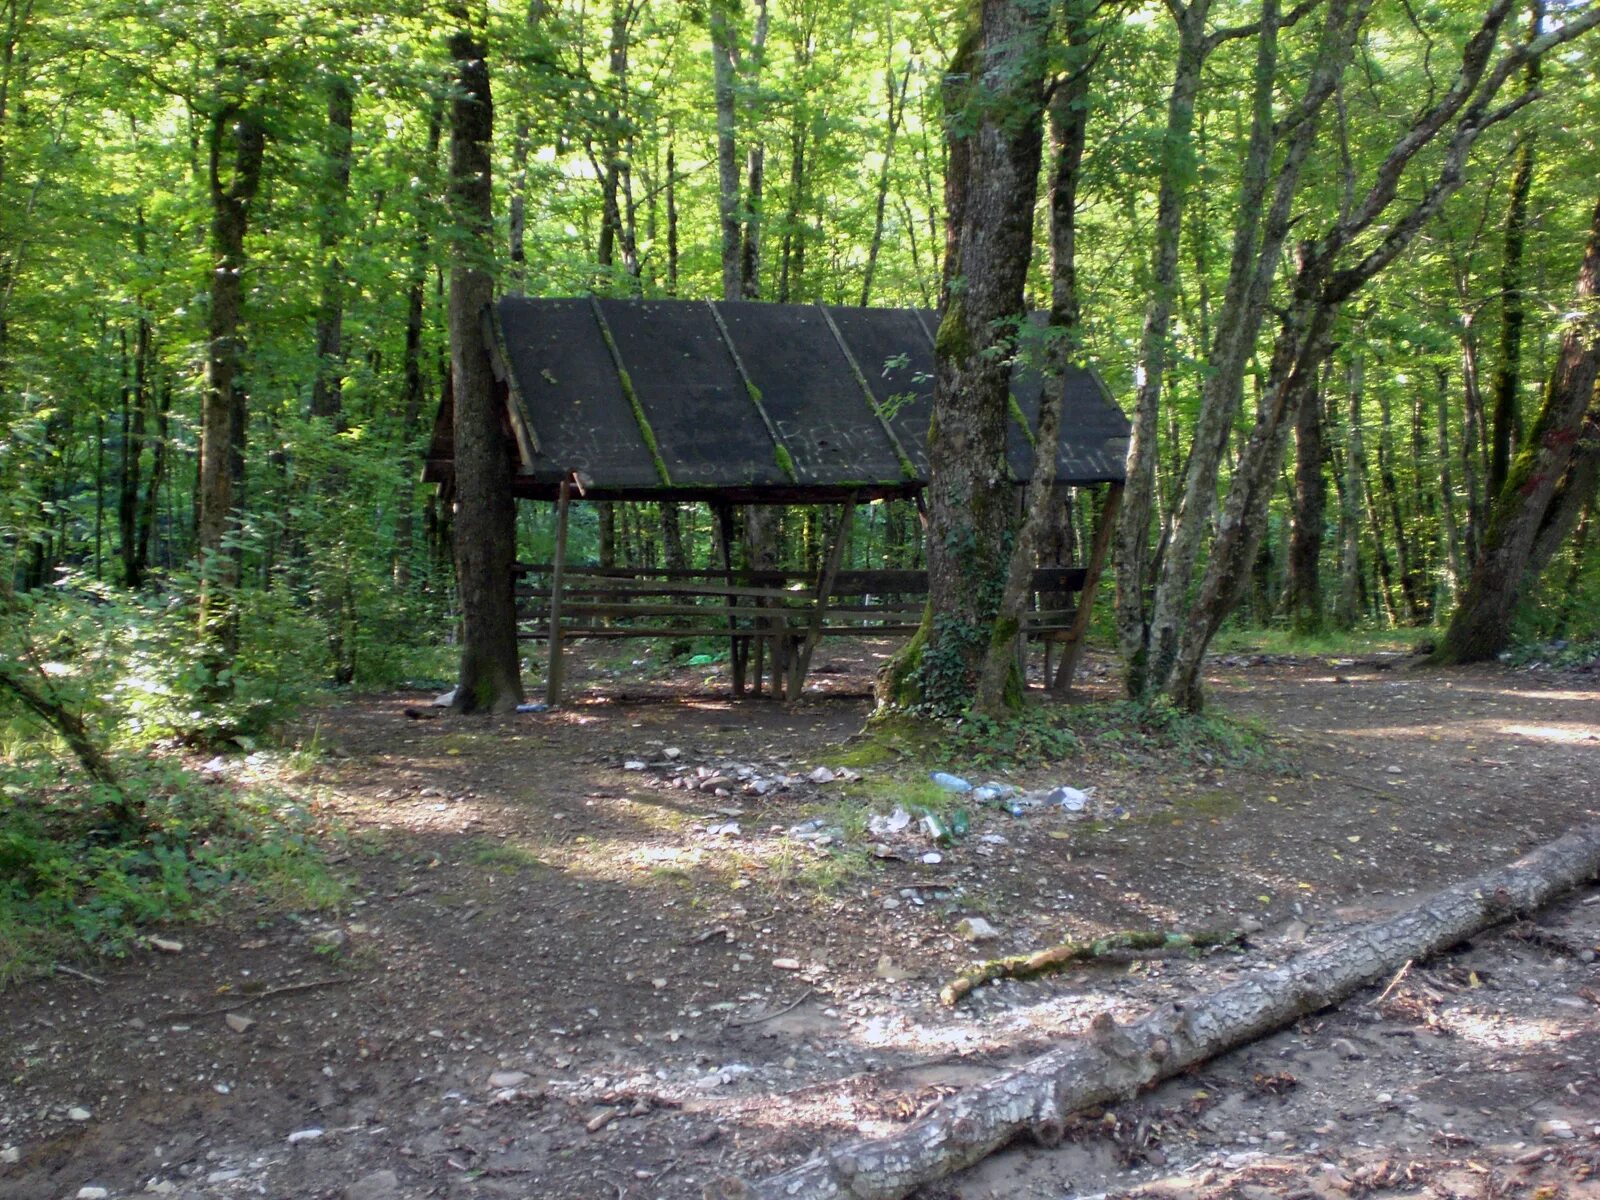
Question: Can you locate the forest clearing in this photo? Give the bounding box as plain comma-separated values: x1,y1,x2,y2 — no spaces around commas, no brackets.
6,0,1600,1196
3,647,1598,1199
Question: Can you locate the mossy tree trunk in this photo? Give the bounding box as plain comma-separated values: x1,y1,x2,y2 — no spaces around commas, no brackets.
885,0,1049,715
1437,194,1600,664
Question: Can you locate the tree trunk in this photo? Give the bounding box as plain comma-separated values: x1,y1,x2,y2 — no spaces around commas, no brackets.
1439,195,1600,663
1332,358,1363,628
309,77,354,425
710,0,742,303
197,95,266,697
859,58,910,308
1113,0,1211,696
972,0,1095,715
1488,5,1542,496
1435,365,1466,608
725,820,1600,1200
447,20,524,714
1377,385,1422,623
881,0,1048,715
1285,363,1328,633
395,98,444,590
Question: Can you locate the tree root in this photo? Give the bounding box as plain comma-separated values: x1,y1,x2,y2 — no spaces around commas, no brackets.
940,928,1245,1006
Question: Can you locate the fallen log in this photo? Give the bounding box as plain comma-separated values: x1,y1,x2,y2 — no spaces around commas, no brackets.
939,928,1245,1007
713,820,1600,1200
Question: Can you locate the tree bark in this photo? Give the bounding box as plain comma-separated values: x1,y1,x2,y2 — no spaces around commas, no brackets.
1113,0,1212,696
1285,362,1328,633
308,76,354,425
710,0,742,303
1438,194,1600,663
881,0,1048,716
972,0,1095,715
859,57,910,308
197,93,266,696
447,19,524,714
1332,357,1363,628
724,819,1600,1199
1488,2,1542,496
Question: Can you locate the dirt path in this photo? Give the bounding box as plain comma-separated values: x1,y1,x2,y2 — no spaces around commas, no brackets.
3,651,1598,1200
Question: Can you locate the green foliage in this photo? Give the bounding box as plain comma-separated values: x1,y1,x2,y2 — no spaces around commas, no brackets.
942,707,1082,771
1058,700,1281,771
0,754,342,984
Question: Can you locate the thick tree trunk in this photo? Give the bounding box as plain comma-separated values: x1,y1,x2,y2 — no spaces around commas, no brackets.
309,77,354,425
1438,195,1600,664
447,22,524,714
972,0,1095,715
881,0,1047,716
197,97,265,696
725,820,1600,1200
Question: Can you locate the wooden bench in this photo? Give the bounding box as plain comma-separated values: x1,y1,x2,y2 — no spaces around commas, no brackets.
515,562,1090,701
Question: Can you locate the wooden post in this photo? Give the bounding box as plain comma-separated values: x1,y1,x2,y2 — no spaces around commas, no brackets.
791,494,856,700
544,478,572,706
1053,482,1121,694
714,502,747,695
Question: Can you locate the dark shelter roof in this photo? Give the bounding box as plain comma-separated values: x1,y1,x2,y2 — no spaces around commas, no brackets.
424,297,1130,503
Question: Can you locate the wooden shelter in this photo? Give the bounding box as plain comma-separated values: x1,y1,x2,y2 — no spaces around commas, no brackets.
424,296,1130,702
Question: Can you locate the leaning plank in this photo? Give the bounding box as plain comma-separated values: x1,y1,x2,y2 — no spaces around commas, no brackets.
716,821,1600,1200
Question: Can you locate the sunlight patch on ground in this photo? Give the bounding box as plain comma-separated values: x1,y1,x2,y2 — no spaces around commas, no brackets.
1437,1006,1570,1051
1498,723,1600,745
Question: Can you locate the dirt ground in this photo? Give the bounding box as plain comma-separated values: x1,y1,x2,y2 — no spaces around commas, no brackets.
3,642,1599,1200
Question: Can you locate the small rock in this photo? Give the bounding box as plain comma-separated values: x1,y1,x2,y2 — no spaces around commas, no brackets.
705,821,741,836
876,956,913,982
807,766,836,784
67,1107,92,1122
1385,765,1403,774
623,760,647,771
224,1012,254,1034
148,936,183,954
488,1070,529,1089
1,1145,19,1164
309,928,348,952
77,1188,110,1200
772,957,802,970
1537,1119,1575,1140
287,1128,325,1145
920,852,942,865
343,1169,400,1200
145,1182,178,1195
955,917,999,942
663,747,682,760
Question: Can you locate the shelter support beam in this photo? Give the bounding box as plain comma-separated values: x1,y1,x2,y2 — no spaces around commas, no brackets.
544,478,572,706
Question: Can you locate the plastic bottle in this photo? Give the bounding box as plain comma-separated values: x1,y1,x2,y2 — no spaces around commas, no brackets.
929,772,972,793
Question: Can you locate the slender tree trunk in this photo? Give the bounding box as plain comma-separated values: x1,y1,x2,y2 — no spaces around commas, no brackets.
1114,0,1211,695
1435,365,1466,608
1488,5,1542,495
882,0,1048,715
710,0,742,302
860,58,910,308
197,94,266,697
1459,320,1489,562
1285,363,1328,633
447,19,524,713
1438,196,1600,663
1376,386,1421,623
395,99,444,589
309,77,354,425
665,141,679,294
1333,357,1363,628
